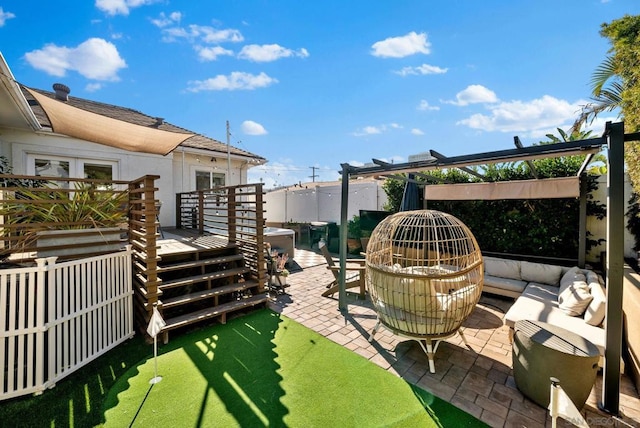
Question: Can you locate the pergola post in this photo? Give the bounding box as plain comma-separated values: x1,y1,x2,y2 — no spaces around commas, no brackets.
602,121,624,415
339,164,351,313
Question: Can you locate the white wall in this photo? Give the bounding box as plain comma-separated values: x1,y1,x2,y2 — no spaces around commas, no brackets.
264,179,388,224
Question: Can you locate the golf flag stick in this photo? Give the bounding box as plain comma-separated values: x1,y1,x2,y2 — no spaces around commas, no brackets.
147,304,166,384
548,377,589,428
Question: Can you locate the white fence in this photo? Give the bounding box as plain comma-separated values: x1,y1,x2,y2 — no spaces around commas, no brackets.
0,248,134,400
265,179,388,224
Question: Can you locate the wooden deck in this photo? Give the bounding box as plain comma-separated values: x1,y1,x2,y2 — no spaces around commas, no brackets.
158,228,232,256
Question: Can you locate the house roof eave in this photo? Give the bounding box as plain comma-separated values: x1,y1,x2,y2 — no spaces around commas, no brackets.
0,53,42,131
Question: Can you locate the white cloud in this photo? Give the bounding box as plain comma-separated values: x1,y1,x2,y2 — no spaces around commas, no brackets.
445,84,498,106
85,82,103,92
150,11,181,28
352,126,382,137
195,46,234,61
95,0,157,16
371,31,430,58
0,7,16,26
457,95,589,135
24,38,126,81
241,120,268,135
417,100,440,111
394,64,447,76
238,44,309,62
187,71,278,92
351,123,403,137
162,24,243,44
411,128,425,135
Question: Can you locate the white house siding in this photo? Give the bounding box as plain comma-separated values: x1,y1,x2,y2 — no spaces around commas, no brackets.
264,179,388,224
1,128,176,226
170,149,249,195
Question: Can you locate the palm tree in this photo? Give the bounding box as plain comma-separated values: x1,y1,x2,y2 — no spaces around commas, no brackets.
571,55,623,134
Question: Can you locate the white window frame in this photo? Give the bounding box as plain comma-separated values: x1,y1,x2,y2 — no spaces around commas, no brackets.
191,165,226,191
26,154,119,181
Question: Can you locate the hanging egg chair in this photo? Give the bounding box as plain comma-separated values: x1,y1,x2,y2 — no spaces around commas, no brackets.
366,209,483,373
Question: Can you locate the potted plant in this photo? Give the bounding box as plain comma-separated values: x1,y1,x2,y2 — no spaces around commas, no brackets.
280,268,290,285
0,183,129,258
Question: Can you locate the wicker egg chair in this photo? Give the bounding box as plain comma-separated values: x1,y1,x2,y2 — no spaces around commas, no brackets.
366,209,483,373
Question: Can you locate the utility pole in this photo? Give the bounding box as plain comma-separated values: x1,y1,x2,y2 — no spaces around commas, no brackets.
309,166,319,182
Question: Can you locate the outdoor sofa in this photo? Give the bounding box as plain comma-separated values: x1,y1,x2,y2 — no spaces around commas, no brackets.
483,256,607,360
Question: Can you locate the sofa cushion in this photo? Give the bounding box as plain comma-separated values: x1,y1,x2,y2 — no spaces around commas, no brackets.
503,283,606,355
520,261,563,286
484,274,527,295
584,272,606,326
558,279,593,316
484,257,521,280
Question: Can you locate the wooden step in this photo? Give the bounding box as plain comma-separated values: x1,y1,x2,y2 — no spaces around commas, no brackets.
157,254,244,273
158,267,250,290
162,293,267,331
160,280,259,309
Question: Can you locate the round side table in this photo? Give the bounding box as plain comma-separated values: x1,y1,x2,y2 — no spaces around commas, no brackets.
512,319,600,409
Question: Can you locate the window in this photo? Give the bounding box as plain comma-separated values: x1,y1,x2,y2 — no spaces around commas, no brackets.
195,170,225,190
28,154,117,187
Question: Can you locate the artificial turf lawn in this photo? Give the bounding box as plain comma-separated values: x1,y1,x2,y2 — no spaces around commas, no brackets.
103,309,485,427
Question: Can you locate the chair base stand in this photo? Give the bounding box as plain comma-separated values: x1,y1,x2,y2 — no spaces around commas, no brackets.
368,320,470,373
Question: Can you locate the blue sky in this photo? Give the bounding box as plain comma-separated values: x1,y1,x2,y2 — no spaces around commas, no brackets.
1,1,638,188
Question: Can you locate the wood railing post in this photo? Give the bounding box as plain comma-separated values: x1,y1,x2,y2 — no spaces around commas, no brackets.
143,175,159,308
175,193,182,228
228,187,237,243
255,183,266,291
198,191,204,234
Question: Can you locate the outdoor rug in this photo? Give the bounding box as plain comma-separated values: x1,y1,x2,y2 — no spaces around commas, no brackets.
102,309,485,427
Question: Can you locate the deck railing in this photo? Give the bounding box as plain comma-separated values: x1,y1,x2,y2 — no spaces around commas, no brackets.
0,174,131,261
127,175,160,327
176,183,267,290
0,249,133,401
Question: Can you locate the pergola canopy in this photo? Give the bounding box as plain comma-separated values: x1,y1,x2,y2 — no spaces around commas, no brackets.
424,176,580,200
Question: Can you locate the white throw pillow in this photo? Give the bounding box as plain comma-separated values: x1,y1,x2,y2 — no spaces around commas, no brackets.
584,272,606,326
521,261,563,286
560,266,583,289
558,280,593,316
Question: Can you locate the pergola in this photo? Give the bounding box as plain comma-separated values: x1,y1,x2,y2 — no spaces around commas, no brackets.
337,121,640,415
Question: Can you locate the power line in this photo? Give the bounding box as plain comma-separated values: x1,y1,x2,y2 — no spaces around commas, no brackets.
309,166,319,182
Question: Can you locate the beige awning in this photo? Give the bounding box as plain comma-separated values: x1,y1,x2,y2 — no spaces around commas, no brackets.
26,88,193,156
424,176,580,200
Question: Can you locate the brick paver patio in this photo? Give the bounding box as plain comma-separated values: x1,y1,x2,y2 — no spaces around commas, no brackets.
267,249,640,428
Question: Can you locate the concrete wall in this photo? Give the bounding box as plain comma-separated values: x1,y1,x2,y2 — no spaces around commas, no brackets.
264,179,388,224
